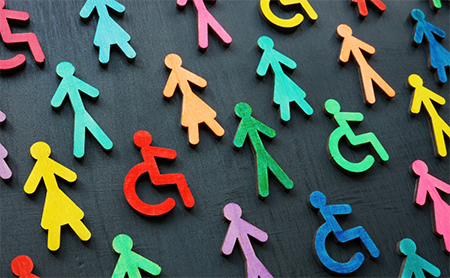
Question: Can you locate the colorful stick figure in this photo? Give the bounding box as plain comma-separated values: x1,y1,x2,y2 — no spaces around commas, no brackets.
324,99,389,174
410,9,450,85
337,24,395,105
176,0,232,51
411,160,450,254
11,255,39,278
163,54,224,146
233,102,293,198
408,74,450,158
124,130,195,216
428,0,448,11
397,238,441,278
256,36,313,122
0,110,12,181
259,0,317,31
221,203,273,278
112,234,161,278
24,142,91,251
309,191,380,274
80,0,136,66
51,61,113,158
350,0,386,18
0,0,45,71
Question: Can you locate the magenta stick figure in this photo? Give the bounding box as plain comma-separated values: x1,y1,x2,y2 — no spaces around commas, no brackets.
0,110,12,181
411,160,450,254
221,203,273,278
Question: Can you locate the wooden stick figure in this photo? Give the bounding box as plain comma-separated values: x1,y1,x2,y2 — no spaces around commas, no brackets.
411,160,450,254
124,130,195,216
221,203,273,278
428,0,449,11
51,61,113,158
112,234,161,278
0,110,12,181
11,255,39,278
410,9,450,85
408,74,450,158
80,0,136,66
397,238,441,278
233,102,293,198
259,0,317,31
177,0,232,51
337,24,395,105
256,36,313,122
0,0,45,71
350,0,386,18
163,53,224,146
24,142,91,251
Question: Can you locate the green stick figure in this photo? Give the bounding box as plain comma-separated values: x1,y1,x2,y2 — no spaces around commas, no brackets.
233,102,293,198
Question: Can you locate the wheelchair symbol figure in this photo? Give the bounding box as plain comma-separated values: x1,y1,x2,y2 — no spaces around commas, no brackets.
124,130,195,216
259,0,317,31
309,191,380,274
324,99,389,174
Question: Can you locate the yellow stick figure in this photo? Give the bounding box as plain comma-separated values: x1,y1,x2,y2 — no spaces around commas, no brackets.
24,142,91,251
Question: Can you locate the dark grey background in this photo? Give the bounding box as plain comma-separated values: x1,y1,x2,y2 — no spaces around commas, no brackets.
1,0,449,277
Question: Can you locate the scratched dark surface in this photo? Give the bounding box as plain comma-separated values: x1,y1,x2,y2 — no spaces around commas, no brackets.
1,0,449,277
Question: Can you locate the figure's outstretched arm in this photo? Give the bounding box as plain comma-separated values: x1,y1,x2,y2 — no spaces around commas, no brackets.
106,0,126,14
79,0,96,19
430,176,450,194
254,121,276,139
427,22,446,39
52,162,77,183
177,0,189,7
355,38,375,55
428,90,446,106
24,166,42,194
256,53,271,78
275,51,297,70
153,147,177,160
184,70,207,89
329,204,352,215
221,227,238,255
163,73,179,98
4,10,30,21
77,79,100,98
233,123,248,148
243,221,268,243
338,111,364,122
51,84,68,108
418,256,441,277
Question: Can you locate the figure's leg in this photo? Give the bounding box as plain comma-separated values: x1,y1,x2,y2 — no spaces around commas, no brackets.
197,15,209,50
346,132,389,161
151,173,195,208
117,41,136,60
358,67,376,104
266,154,294,190
352,0,368,17
0,158,12,180
47,224,61,251
204,118,225,138
294,95,314,116
86,117,113,151
246,255,273,278
431,119,450,157
73,121,86,158
2,33,45,64
188,124,200,145
69,220,91,241
370,68,396,99
334,226,380,258
435,64,448,84
98,44,111,65
279,101,291,122
256,154,270,198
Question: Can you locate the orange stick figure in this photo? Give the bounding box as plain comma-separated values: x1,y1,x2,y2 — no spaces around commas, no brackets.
336,24,395,105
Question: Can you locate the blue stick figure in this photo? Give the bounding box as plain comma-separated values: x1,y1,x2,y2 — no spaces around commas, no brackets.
309,191,380,274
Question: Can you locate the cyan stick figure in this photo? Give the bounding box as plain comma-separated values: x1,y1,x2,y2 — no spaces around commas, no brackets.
112,234,161,278
0,110,12,181
397,238,441,278
51,61,113,158
309,191,380,274
256,36,313,123
11,255,39,278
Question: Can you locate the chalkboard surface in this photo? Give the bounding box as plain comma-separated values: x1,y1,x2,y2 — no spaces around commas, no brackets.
1,0,449,277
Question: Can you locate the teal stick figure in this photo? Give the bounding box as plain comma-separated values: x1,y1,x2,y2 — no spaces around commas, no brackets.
80,0,136,66
112,234,161,278
256,36,313,123
233,102,293,198
51,62,113,158
397,238,441,278
324,99,388,174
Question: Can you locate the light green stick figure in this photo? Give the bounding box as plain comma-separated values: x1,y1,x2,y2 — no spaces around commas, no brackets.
51,62,113,158
112,234,161,278
233,102,293,198
397,238,441,278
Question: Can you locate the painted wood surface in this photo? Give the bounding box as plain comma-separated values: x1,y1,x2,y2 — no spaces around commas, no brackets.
0,110,11,181
350,0,386,18
397,238,441,278
259,0,317,31
11,255,39,278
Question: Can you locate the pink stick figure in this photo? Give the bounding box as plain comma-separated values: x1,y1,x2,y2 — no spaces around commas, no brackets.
411,160,450,254
0,110,12,181
177,0,232,51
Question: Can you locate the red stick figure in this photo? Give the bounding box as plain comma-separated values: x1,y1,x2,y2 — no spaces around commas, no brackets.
0,0,45,71
124,130,195,216
11,255,39,278
350,0,386,18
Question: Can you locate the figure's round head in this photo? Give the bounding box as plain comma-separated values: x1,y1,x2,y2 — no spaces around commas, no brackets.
411,9,425,21
56,62,75,78
133,130,152,148
258,36,274,50
235,102,252,118
324,99,341,115
223,203,242,221
165,54,182,69
411,160,428,176
112,234,133,254
408,74,423,89
30,142,51,160
11,255,34,276
336,24,352,38
398,238,416,256
0,0,5,9
309,191,327,209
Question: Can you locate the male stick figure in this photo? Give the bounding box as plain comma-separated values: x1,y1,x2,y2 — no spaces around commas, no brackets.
0,0,45,70
257,36,313,122
164,53,224,146
408,74,450,158
177,0,232,51
51,61,113,158
124,130,195,216
11,255,39,278
411,160,450,254
221,203,273,278
0,110,12,181
410,9,450,85
397,238,441,278
233,102,293,198
24,142,91,251
350,0,386,18
337,24,395,105
112,234,161,278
